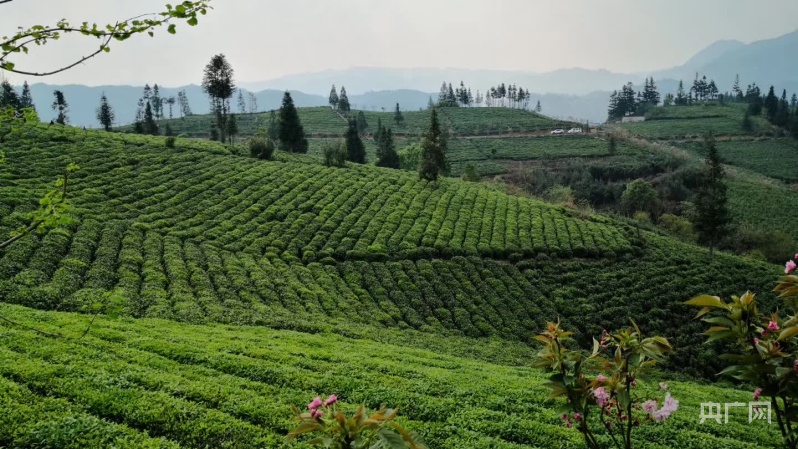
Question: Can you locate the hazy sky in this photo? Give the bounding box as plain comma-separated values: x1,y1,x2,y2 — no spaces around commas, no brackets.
2,0,797,87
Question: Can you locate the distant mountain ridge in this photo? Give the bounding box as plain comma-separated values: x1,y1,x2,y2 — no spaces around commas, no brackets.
13,30,798,127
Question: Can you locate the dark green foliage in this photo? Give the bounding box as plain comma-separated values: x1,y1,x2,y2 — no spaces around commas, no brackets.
419,109,448,181
328,84,338,109
344,119,366,164
248,136,274,160
375,127,399,169
165,136,176,149
164,124,174,137
693,134,731,259
461,163,478,182
355,110,368,135
338,86,350,113
741,109,753,132
95,93,115,132
20,81,35,113
277,92,308,154
226,113,238,144
764,85,778,120
0,81,21,113
51,90,68,125
143,102,158,135
621,178,657,217
323,141,346,167
267,110,279,142
202,54,236,143
394,102,404,125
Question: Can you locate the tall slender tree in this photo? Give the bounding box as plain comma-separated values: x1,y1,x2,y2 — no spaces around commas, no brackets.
226,113,238,144
143,101,158,135
338,86,350,113
376,127,400,169
693,133,731,262
277,91,308,153
764,85,778,119
202,53,236,142
355,110,368,135
328,84,339,109
248,92,258,113
344,118,366,164
51,90,68,124
394,102,404,126
152,84,162,119
237,89,247,114
164,96,176,119
419,108,447,181
95,93,115,131
20,81,35,112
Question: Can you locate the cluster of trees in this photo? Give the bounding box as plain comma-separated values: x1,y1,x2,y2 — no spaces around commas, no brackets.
484,83,536,110
607,78,660,119
433,81,540,111
328,85,351,113
0,80,35,118
132,84,160,135
235,89,258,114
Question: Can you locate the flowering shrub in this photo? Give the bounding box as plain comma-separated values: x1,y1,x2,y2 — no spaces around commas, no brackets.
686,253,798,448
533,320,676,449
287,394,427,449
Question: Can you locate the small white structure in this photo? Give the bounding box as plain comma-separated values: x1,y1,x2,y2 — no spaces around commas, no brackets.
621,116,646,123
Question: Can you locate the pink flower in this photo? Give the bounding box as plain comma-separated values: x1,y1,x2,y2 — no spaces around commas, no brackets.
565,422,572,428
762,330,769,337
642,400,658,414
787,260,797,275
596,375,606,384
308,397,323,411
768,321,780,331
561,413,568,421
311,408,323,419
794,360,798,372
324,394,338,407
795,253,798,260
593,387,610,407
650,394,679,422
574,413,581,420
753,388,762,400
659,382,668,391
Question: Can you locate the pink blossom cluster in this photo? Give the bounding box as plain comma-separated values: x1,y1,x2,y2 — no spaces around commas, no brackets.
642,393,679,422
593,387,610,407
307,394,339,419
560,412,582,428
786,253,798,275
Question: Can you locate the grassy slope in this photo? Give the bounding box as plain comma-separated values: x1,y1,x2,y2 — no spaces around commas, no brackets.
619,103,774,139
0,303,783,449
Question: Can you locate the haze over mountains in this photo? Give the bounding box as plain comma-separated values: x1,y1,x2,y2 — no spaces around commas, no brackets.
19,30,798,128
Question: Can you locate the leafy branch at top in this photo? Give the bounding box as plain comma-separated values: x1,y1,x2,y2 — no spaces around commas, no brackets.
0,1,211,76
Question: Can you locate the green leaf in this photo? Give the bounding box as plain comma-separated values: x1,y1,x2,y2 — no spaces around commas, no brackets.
187,17,198,26
168,24,177,34
685,295,725,309
378,429,408,449
778,326,798,341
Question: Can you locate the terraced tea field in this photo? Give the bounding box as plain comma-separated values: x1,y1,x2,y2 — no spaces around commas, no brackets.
678,138,798,182
0,303,781,449
620,104,774,139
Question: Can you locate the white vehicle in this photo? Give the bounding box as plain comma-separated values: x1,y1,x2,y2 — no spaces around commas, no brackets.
567,128,583,134
550,129,564,135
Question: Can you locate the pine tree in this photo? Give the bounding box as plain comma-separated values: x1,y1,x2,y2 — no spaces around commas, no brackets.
202,54,236,143
419,108,447,181
0,81,21,113
164,97,176,119
394,102,404,126
427,96,435,110
20,81,35,112
373,117,384,143
95,93,115,131
152,84,162,119
535,100,541,113
142,84,152,102
344,118,366,164
764,85,778,119
143,101,159,135
675,80,687,106
248,92,258,113
328,84,339,109
693,133,731,261
277,91,308,153
791,93,798,109
438,82,448,103
237,90,247,114
226,113,238,144
355,110,368,135
51,90,68,124
376,127,400,169
338,86,350,113
732,74,742,101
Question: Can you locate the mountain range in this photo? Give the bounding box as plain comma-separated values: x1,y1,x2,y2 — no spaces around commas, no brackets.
15,30,798,127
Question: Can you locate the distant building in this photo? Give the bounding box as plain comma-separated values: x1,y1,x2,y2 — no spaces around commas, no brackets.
621,116,646,123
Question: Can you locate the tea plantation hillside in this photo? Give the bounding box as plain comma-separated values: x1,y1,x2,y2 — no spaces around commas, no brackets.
142,106,573,138
0,124,780,380
619,103,775,139
0,303,782,449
